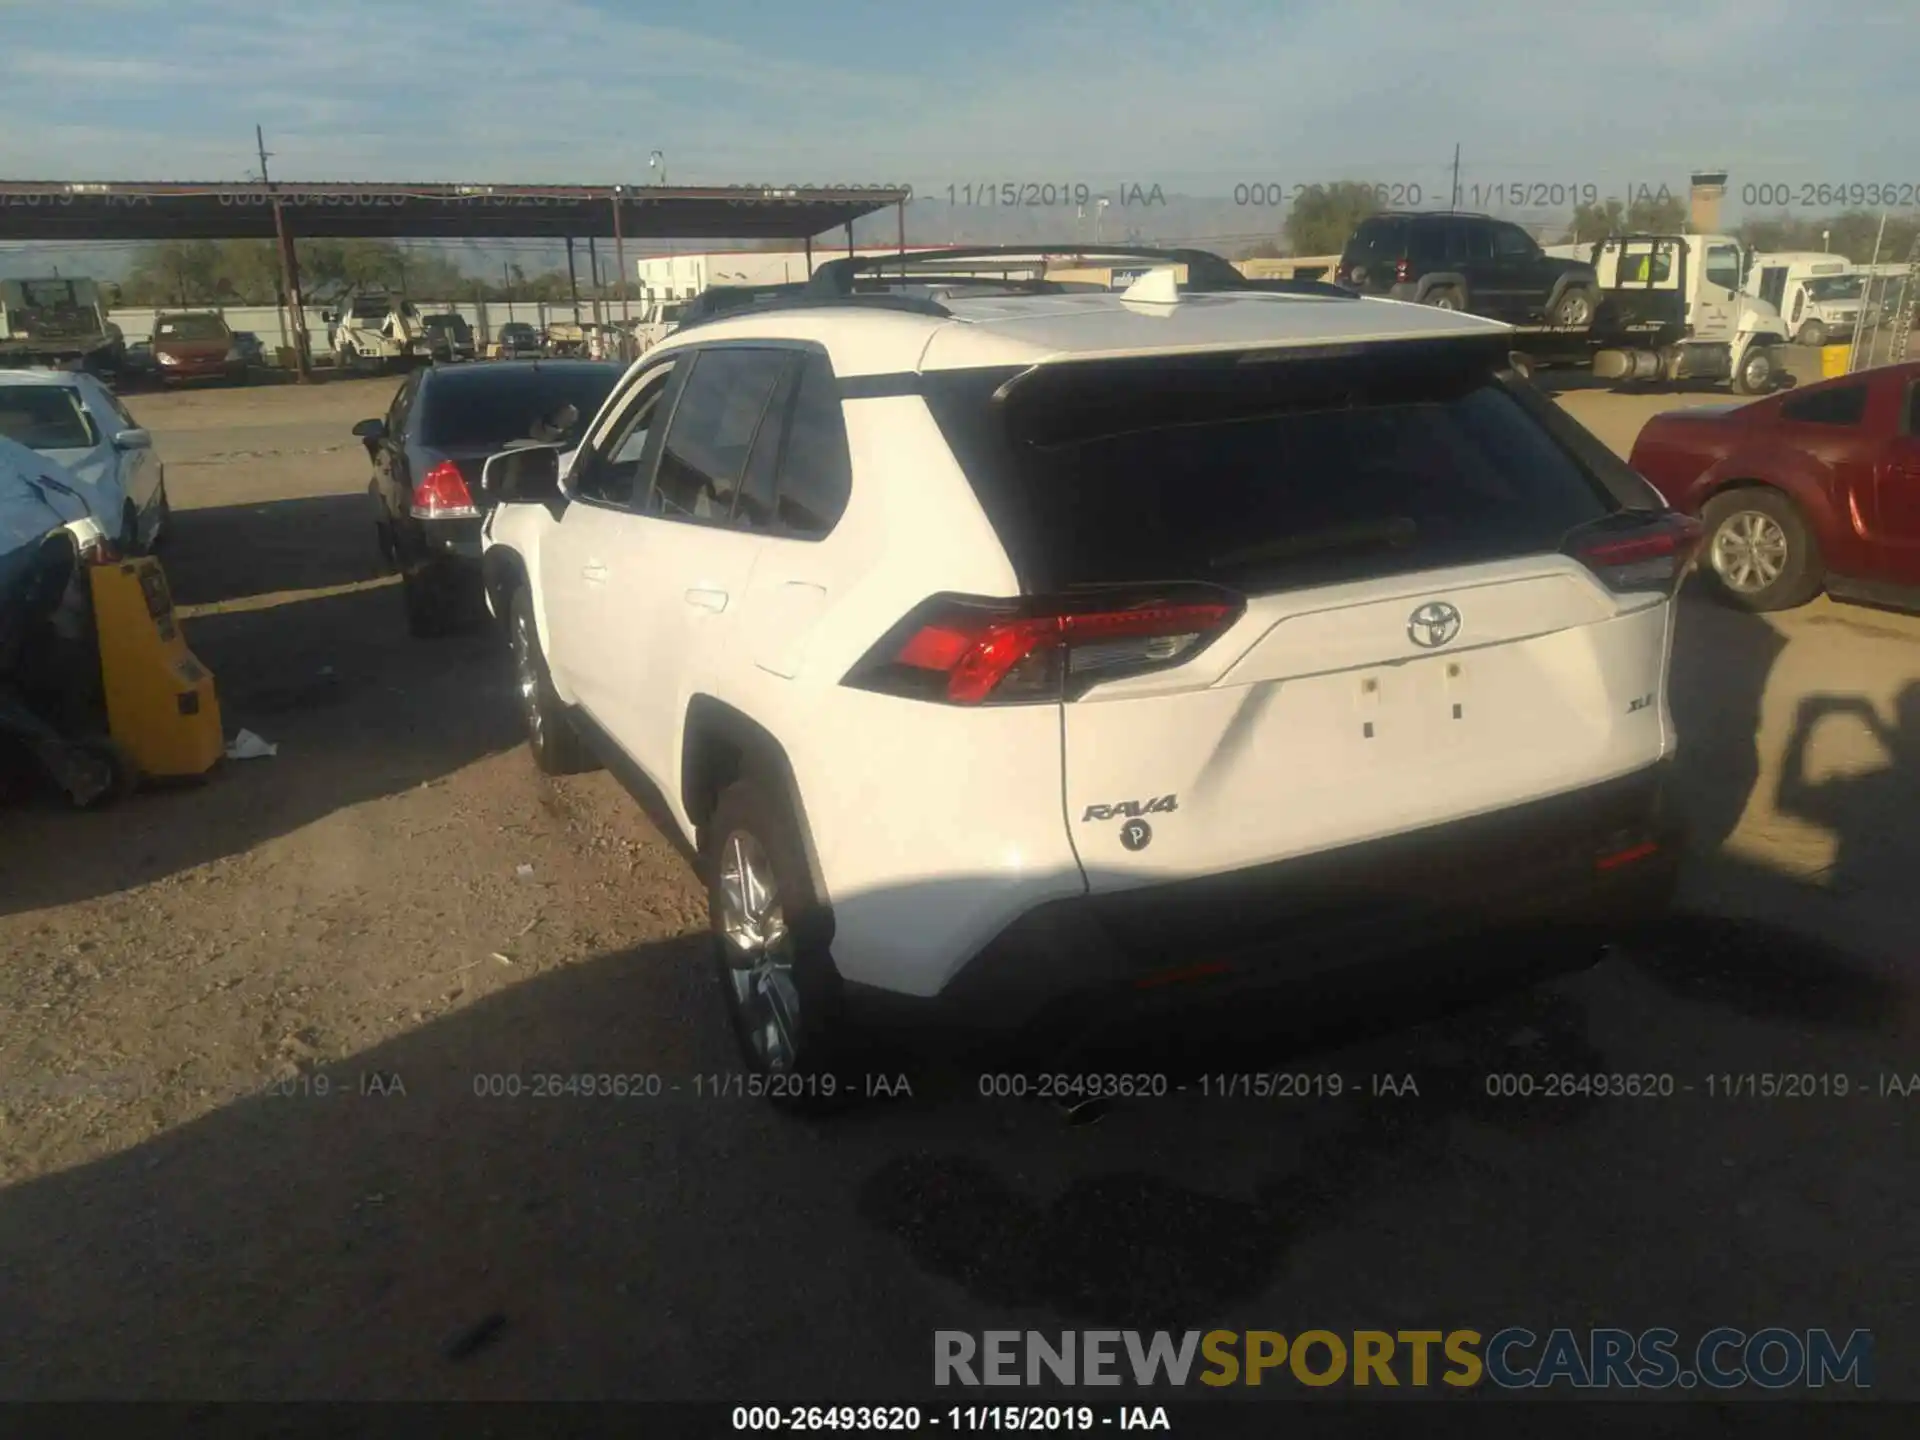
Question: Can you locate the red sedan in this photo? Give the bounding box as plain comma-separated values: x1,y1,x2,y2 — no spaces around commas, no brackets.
1628,360,1920,612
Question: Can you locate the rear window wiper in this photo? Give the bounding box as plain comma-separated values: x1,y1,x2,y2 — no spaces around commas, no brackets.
1207,517,1418,571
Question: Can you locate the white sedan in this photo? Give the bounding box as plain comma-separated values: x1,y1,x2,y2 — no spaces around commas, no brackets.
0,368,167,552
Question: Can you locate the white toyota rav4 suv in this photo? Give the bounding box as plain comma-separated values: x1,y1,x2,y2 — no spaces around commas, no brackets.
479,248,1693,1094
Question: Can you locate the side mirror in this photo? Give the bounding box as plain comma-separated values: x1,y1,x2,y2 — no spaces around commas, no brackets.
351,418,384,440
481,443,563,505
111,427,152,452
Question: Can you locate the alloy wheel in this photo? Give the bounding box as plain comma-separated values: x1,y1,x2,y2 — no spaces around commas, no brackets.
1710,511,1789,594
716,829,801,1072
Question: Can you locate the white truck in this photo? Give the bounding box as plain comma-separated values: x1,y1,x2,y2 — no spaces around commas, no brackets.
1534,233,1791,394
323,292,433,372
1742,251,1864,347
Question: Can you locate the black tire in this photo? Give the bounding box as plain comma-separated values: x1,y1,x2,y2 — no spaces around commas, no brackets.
1732,345,1777,397
1797,320,1827,349
1424,285,1464,311
1699,488,1823,612
703,777,857,1112
508,587,596,775
70,737,137,809
1553,288,1595,328
118,502,141,557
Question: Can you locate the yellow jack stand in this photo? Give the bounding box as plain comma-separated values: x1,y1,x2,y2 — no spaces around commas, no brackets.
87,556,223,781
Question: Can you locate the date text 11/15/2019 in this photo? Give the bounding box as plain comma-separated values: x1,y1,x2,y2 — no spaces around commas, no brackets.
945,182,1165,208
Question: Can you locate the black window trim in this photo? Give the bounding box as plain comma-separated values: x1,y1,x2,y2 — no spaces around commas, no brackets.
1902,377,1920,438
641,342,803,532
566,356,687,513
638,337,853,544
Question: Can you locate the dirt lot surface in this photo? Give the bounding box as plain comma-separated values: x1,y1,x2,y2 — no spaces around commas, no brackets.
1,365,1915,1400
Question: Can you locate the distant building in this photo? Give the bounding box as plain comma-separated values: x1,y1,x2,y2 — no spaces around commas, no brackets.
1691,171,1729,235
633,246,947,300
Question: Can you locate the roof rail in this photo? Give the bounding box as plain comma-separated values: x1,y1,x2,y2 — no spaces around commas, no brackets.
672,291,952,333
807,244,1254,296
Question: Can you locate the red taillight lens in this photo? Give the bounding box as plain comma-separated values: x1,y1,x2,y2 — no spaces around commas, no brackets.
1394,258,1411,283
1567,512,1702,595
846,591,1243,706
413,460,478,518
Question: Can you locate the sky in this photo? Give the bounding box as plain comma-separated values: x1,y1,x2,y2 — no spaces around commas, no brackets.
2,0,1916,198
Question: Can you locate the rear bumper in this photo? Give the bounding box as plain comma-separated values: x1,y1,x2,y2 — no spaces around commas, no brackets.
841,762,1681,1038
408,515,485,565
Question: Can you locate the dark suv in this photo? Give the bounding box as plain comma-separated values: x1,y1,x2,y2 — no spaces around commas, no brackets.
1338,213,1600,329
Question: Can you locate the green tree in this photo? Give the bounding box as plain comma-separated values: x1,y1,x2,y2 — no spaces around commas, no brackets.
1285,182,1383,254
1563,193,1690,244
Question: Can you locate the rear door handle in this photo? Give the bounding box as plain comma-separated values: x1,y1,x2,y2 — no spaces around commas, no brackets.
582,562,609,583
685,588,729,613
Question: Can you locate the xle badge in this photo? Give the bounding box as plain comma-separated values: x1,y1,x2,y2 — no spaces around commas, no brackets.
1120,819,1152,851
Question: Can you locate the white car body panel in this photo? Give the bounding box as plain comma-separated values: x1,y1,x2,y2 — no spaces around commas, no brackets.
0,368,164,547
482,284,1679,1001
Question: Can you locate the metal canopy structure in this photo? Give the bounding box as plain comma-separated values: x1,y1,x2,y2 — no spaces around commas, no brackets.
0,180,911,242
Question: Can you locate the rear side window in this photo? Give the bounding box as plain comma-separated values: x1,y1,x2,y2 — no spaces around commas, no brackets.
1407,223,1453,265
1779,383,1867,428
0,385,98,450
773,353,853,537
923,342,1616,595
650,348,790,522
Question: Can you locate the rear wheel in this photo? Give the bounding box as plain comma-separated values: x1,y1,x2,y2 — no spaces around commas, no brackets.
1700,489,1822,612
1553,288,1595,328
508,587,595,774
1425,285,1463,311
704,778,856,1112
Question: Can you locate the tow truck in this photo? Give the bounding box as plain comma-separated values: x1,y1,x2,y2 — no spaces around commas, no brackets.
1525,233,1791,394
323,291,433,373
0,277,124,374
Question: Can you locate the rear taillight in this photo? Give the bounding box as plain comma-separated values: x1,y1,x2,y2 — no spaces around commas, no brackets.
1567,511,1702,595
412,460,479,519
845,590,1244,706
1394,258,1411,283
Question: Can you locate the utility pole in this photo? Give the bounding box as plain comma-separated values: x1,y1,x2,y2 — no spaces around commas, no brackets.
566,236,581,322
1450,144,1461,213
504,261,516,322
259,124,312,382
612,186,631,354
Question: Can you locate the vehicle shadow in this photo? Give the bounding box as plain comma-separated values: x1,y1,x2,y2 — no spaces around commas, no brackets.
0,577,516,915
0,886,1626,1399
162,492,389,610
1633,593,1910,1025
1,862,1911,1400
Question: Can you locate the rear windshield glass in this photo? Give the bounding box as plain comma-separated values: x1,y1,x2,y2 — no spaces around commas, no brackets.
923,342,1618,594
156,315,227,341
417,365,621,448
1344,220,1405,261
0,385,98,450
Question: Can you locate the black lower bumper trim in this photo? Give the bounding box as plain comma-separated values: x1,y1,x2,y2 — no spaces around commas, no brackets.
843,763,1680,1039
